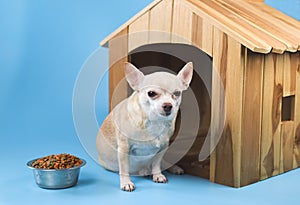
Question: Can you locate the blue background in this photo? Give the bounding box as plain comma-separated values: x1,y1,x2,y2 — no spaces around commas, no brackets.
0,1,299,205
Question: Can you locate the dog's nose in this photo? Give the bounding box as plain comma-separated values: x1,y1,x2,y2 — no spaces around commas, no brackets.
162,103,173,116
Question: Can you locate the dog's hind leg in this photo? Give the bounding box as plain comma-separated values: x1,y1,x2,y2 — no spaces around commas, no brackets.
161,158,184,175
167,164,184,175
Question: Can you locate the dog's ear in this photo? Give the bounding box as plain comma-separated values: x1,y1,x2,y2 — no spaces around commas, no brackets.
124,62,144,90
177,62,193,90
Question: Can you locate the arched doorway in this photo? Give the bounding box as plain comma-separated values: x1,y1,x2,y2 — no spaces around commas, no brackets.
129,43,212,178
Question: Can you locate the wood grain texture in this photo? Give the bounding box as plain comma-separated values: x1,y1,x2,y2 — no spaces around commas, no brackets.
171,0,193,44
241,49,264,186
283,53,296,97
149,0,173,44
280,122,295,173
210,27,225,184
216,0,300,52
192,14,213,56
294,122,300,168
250,3,300,31
192,14,203,50
102,0,300,54
185,0,272,53
128,11,150,52
280,53,300,172
108,28,128,111
260,54,283,179
184,0,300,53
210,27,243,187
291,52,300,168
223,35,244,187
211,0,287,53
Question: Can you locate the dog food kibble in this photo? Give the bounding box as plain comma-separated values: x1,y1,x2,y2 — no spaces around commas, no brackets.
31,154,83,169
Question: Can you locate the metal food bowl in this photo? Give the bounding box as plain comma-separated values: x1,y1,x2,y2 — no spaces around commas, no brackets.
27,158,86,189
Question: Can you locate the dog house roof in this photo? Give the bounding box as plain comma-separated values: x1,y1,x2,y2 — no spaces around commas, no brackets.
100,0,300,54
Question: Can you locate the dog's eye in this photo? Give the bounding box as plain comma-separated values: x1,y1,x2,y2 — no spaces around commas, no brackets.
173,91,181,97
148,91,157,98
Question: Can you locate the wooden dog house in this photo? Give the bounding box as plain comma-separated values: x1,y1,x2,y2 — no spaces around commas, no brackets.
100,0,300,187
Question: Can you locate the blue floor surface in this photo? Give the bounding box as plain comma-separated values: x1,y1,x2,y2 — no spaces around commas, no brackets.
1,1,299,205
1,128,299,205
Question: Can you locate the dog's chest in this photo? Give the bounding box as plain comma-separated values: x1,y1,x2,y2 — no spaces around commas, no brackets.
129,121,171,156
130,141,164,157
145,120,171,138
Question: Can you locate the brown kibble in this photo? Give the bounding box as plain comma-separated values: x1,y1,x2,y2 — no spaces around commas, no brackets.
31,154,82,170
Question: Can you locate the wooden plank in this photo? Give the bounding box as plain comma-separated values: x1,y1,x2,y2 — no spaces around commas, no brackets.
283,53,296,97
224,36,244,187
128,11,150,52
280,122,295,173
171,0,193,44
192,14,203,49
250,3,300,32
210,27,225,185
108,28,128,110
100,0,162,47
292,52,300,168
211,0,290,53
260,54,283,179
148,0,173,44
185,0,272,53
210,27,243,187
217,0,300,52
201,19,214,56
192,14,214,56
294,122,300,168
240,49,264,186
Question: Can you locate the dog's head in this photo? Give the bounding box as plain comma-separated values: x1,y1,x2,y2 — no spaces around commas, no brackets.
125,62,193,120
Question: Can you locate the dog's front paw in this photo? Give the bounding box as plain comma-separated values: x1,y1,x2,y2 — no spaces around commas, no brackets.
153,173,168,183
120,181,135,192
120,176,135,192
